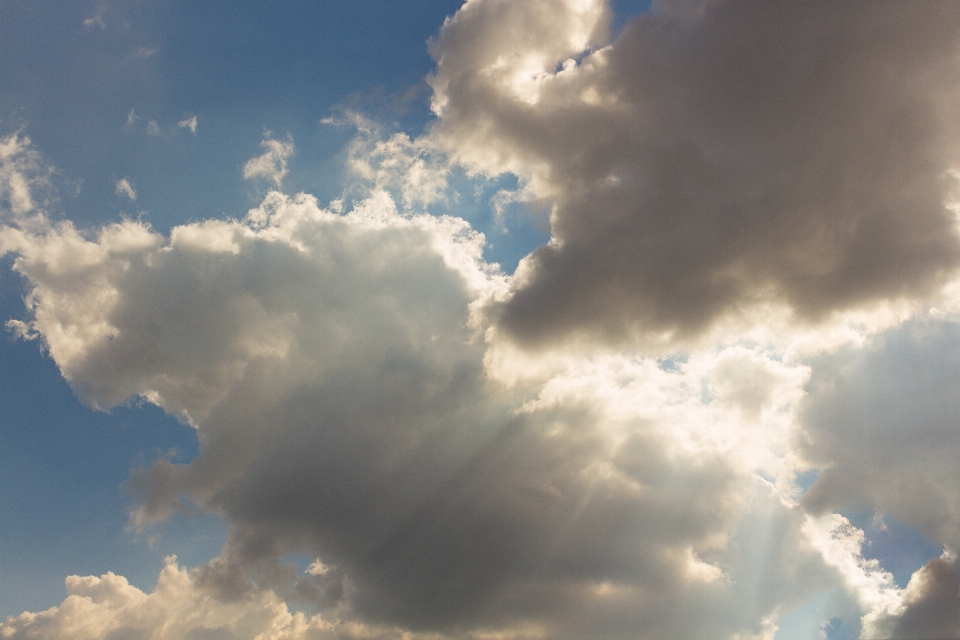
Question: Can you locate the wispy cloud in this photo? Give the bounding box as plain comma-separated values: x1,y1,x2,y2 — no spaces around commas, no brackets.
177,115,197,134
242,134,294,187
83,14,105,30
115,178,136,201
329,113,449,210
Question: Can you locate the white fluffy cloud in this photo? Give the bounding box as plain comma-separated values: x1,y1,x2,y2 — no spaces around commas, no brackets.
0,556,446,640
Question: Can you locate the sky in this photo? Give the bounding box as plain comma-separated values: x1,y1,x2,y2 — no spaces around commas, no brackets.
1,1,959,639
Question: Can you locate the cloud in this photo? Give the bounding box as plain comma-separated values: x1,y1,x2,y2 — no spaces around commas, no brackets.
115,178,136,201
8,1,960,632
0,556,438,640
146,120,160,136
429,0,960,347
83,14,105,30
178,115,198,134
1,171,848,638
330,114,449,210
243,135,295,188
799,319,960,554
865,551,960,639
0,132,45,216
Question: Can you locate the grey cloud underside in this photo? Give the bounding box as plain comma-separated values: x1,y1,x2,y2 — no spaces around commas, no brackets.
432,0,960,344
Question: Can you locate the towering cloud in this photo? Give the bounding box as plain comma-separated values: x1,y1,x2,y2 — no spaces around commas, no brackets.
430,0,960,345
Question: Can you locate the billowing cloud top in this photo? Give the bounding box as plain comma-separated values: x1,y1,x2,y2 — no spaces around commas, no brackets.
431,0,960,345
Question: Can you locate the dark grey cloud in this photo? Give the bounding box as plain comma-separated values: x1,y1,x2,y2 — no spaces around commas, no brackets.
431,0,960,346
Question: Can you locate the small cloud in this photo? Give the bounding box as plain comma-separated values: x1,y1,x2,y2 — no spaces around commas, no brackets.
134,47,156,58
243,134,294,188
83,14,105,30
145,120,160,136
125,109,138,129
177,116,198,135
115,178,136,201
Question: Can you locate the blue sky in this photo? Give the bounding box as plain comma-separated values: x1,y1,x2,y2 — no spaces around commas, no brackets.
1,2,959,639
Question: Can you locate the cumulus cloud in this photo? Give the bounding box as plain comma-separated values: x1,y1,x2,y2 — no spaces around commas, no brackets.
429,0,960,346
1,162,846,638
244,135,295,187
115,178,136,201
8,1,960,636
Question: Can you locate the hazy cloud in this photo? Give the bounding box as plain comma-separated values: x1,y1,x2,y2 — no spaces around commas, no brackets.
178,115,198,134
83,14,105,30
430,0,960,346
